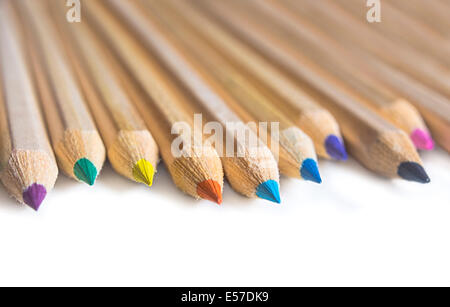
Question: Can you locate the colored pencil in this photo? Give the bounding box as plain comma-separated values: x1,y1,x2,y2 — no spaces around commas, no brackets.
84,0,224,203
281,0,450,153
18,0,105,186
340,51,450,155
198,0,430,182
141,0,320,183
163,0,346,162
247,0,434,151
50,1,159,187
106,0,281,202
0,2,58,210
287,0,450,103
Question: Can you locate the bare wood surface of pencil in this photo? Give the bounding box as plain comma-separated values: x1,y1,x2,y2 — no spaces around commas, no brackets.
165,0,345,162
388,0,450,39
342,0,450,69
197,0,430,182
0,1,58,210
50,1,159,187
141,0,319,183
286,0,450,103
83,0,224,204
18,0,105,186
246,0,433,151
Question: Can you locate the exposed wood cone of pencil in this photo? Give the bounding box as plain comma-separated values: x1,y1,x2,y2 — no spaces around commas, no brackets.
140,0,320,183
84,0,224,204
106,0,281,203
250,0,434,152
343,50,450,155
0,1,58,211
49,0,159,187
18,0,106,186
198,0,430,183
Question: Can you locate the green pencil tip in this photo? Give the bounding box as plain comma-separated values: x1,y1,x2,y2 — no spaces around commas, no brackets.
132,159,155,187
74,158,98,186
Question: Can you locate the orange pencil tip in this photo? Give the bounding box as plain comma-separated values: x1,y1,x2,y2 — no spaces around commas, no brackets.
197,179,223,205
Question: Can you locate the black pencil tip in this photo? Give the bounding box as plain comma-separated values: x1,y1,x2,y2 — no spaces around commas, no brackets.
397,162,430,184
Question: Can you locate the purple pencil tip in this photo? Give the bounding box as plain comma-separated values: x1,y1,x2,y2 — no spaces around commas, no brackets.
325,135,348,161
22,183,47,211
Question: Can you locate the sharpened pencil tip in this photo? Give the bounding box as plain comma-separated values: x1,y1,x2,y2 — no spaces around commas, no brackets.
398,162,430,184
74,158,98,186
197,179,223,204
22,183,47,211
325,135,348,161
411,129,435,151
132,159,155,187
300,159,322,184
256,180,281,204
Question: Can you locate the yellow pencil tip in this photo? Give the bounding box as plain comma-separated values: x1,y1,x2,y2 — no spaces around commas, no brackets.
132,159,155,187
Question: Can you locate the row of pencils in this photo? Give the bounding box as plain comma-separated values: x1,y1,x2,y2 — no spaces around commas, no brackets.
0,0,448,211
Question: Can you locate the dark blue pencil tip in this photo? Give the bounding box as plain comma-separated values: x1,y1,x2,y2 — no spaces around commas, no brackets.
325,135,348,161
256,180,281,204
300,158,322,184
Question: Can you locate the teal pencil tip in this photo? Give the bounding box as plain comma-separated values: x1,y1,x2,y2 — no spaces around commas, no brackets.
256,180,281,204
73,158,98,186
300,158,322,184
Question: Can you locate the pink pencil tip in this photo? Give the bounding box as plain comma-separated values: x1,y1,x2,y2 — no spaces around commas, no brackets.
411,129,435,151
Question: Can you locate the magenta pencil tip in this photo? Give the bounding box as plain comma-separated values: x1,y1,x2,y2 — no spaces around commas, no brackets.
22,183,47,211
411,129,434,151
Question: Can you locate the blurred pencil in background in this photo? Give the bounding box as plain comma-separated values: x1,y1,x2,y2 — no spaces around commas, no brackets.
346,0,450,69
389,0,450,38
0,1,58,210
290,0,450,99
249,0,434,151
283,0,450,153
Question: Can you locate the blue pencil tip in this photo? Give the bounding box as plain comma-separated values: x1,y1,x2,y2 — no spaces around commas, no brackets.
256,180,281,204
325,135,348,161
300,159,322,184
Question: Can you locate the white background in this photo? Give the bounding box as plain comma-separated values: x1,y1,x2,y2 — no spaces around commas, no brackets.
0,148,448,287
